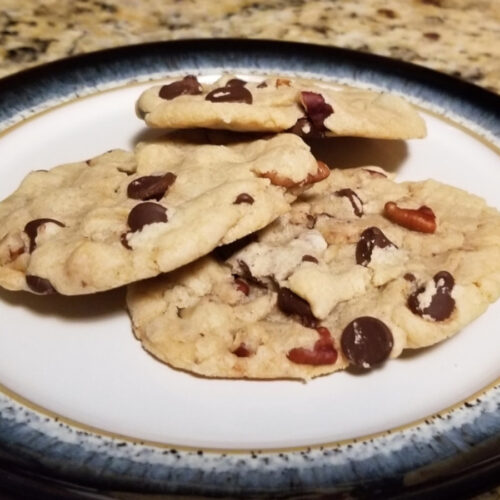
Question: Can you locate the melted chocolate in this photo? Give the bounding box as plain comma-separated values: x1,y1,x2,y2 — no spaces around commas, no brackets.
335,188,364,217
277,287,318,328
407,271,455,321
355,227,396,266
24,218,65,253
159,75,202,100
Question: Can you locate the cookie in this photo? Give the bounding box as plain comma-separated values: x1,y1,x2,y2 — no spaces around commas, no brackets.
0,134,326,295
127,167,500,380
137,74,426,139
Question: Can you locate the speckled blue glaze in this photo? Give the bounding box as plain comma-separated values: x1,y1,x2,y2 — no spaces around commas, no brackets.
0,40,500,498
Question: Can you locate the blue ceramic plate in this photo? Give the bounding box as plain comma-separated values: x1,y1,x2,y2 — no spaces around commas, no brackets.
0,40,499,499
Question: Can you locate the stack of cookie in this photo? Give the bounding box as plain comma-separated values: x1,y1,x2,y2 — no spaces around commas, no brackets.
1,75,499,380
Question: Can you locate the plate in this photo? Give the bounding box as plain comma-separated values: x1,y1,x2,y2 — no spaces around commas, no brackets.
0,39,499,499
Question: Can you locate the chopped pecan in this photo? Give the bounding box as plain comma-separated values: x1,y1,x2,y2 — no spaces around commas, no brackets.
232,343,252,357
234,277,250,296
275,78,291,87
287,327,338,365
260,160,330,188
384,202,436,233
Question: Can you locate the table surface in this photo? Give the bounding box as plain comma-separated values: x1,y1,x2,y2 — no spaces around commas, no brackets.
0,0,499,499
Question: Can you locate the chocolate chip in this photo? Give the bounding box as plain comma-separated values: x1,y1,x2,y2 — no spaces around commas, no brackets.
404,273,416,282
24,218,65,253
127,202,167,232
341,316,393,368
335,188,364,217
356,227,396,266
300,91,333,131
302,255,318,263
120,232,132,250
234,260,267,289
127,173,176,201
277,287,318,328
212,233,257,261
408,271,455,321
205,85,253,104
26,275,57,295
159,75,202,100
289,117,324,138
226,78,247,87
233,193,254,205
257,81,268,88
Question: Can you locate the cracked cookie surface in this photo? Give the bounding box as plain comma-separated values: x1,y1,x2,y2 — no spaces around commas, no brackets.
137,74,427,139
0,133,323,295
127,166,500,380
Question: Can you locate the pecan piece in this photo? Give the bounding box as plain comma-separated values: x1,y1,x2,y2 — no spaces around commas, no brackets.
384,202,436,233
287,327,338,365
232,343,252,357
275,78,291,87
234,277,250,296
260,160,330,188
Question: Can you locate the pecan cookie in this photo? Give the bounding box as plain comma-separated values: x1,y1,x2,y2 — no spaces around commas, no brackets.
0,134,326,295
136,74,426,140
127,167,500,380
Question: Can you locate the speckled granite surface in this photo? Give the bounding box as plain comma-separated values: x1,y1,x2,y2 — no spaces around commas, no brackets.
0,1,499,498
0,0,499,94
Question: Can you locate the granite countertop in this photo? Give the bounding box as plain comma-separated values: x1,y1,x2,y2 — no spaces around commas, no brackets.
0,0,499,499
1,0,499,94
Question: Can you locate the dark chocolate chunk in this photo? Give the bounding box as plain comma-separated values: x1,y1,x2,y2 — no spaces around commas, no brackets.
127,173,176,201
26,275,57,295
226,78,247,87
289,117,324,138
236,260,267,288
257,81,268,88
355,227,396,266
159,75,202,100
277,287,318,328
341,316,393,368
335,188,364,217
24,218,65,253
233,193,254,205
407,271,455,321
212,233,257,262
205,85,253,104
404,273,416,282
302,254,318,263
120,232,132,250
127,202,168,232
300,91,333,131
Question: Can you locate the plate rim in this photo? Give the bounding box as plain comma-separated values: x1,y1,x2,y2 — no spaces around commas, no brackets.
0,38,500,498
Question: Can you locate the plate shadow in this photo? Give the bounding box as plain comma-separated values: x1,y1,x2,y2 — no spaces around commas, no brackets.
307,137,408,173
0,287,126,320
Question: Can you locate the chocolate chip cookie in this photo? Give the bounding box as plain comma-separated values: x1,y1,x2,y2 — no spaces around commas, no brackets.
137,74,427,139
0,134,326,295
127,167,500,379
